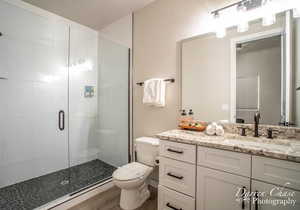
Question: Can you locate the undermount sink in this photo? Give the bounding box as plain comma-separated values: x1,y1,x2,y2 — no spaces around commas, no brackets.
222,135,294,153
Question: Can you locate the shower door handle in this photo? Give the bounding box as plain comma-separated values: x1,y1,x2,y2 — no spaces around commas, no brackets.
58,110,65,131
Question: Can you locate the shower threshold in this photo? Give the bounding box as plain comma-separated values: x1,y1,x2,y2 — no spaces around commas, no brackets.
0,159,116,210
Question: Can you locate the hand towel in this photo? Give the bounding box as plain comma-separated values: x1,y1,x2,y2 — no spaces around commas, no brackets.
206,123,217,136
143,78,166,107
216,125,225,136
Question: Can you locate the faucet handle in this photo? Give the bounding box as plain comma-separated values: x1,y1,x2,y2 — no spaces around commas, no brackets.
267,128,279,139
267,128,273,139
254,111,261,122
238,127,247,136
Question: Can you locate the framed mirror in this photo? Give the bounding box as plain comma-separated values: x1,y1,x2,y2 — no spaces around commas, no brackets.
181,11,300,127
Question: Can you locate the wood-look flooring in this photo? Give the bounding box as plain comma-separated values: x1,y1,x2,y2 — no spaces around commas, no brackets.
69,186,157,210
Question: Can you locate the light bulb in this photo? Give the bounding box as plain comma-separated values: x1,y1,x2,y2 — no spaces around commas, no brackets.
238,22,249,33
262,13,276,26
237,3,249,33
216,27,226,38
293,8,300,18
213,12,226,38
262,0,276,26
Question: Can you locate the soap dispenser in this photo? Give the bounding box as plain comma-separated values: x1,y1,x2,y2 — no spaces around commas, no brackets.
179,109,188,129
180,109,187,123
188,109,194,121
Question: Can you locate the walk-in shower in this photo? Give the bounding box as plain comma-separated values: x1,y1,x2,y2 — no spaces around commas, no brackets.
0,1,130,209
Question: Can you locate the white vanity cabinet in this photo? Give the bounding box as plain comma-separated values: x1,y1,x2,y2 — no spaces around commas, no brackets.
197,166,250,210
197,146,251,210
197,146,251,177
159,156,196,196
251,157,300,210
158,185,195,210
158,140,197,210
158,140,300,210
251,180,300,210
252,156,300,191
159,140,196,164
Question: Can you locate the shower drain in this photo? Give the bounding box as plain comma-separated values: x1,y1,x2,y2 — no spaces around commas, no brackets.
60,180,70,185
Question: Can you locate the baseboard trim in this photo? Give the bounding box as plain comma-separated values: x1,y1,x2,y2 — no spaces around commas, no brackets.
36,179,114,210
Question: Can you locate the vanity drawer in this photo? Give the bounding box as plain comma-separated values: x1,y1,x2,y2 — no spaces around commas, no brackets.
159,140,196,164
252,156,300,191
197,146,251,177
159,156,196,197
158,185,195,210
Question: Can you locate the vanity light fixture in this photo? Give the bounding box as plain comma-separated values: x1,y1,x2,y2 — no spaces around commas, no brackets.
213,11,226,38
262,0,276,26
293,8,300,18
216,27,226,38
237,2,249,32
211,0,300,38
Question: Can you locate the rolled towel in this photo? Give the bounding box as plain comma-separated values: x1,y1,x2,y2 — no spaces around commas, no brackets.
206,124,216,136
211,122,218,128
216,125,225,136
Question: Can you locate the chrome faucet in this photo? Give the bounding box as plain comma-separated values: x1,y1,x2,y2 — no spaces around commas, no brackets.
254,112,260,137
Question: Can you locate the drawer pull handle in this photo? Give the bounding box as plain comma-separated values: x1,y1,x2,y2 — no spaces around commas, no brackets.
242,186,246,209
167,148,183,154
166,202,182,210
167,172,183,180
254,190,259,210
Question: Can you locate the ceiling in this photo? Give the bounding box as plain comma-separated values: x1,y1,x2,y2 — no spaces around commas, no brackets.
22,0,156,30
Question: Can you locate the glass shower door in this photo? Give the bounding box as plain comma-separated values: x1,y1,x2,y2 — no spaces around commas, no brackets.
0,1,70,208
0,2,131,209
98,37,130,168
66,35,131,192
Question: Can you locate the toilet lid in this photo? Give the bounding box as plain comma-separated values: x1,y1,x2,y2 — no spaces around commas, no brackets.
113,162,152,181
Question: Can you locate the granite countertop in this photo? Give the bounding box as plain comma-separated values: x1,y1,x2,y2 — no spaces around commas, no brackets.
156,129,300,163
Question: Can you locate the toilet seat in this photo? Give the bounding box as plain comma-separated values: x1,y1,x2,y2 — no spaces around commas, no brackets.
113,162,152,181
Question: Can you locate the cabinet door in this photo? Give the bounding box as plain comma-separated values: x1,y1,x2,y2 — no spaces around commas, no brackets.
252,156,300,191
251,180,300,210
197,166,250,210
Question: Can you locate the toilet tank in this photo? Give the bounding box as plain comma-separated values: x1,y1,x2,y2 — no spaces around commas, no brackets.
135,137,159,167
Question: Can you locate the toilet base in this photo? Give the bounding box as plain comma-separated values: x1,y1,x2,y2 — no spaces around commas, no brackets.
120,183,150,210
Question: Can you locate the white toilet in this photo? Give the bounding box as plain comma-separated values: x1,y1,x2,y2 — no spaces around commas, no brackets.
112,137,159,210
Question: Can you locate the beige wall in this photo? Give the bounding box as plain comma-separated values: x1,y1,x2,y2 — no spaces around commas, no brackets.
296,18,300,126
182,33,231,122
133,0,235,138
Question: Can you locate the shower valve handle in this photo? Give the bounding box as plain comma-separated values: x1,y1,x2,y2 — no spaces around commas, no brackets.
58,110,65,131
